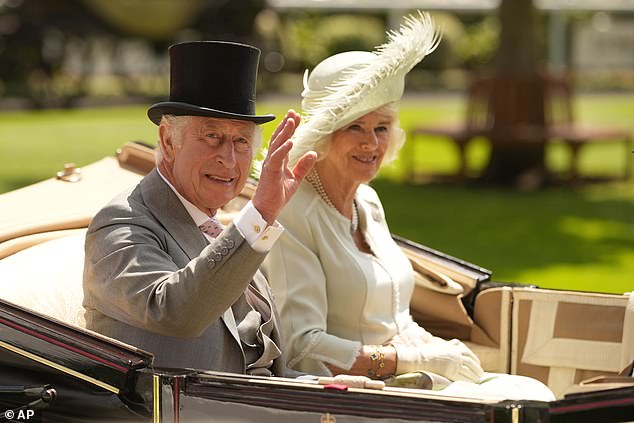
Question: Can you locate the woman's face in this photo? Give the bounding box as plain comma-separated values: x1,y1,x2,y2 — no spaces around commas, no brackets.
319,109,393,185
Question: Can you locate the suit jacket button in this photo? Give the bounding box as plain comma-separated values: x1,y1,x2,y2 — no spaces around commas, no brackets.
214,253,222,261
221,247,228,255
209,259,216,268
227,239,235,248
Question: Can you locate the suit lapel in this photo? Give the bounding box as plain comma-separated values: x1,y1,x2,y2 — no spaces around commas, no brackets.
141,169,207,260
250,272,276,323
142,169,244,352
222,308,241,345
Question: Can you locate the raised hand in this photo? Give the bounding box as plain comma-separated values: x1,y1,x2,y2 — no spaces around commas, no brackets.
252,110,317,225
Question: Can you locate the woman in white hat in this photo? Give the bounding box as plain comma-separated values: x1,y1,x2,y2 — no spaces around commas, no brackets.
262,13,554,401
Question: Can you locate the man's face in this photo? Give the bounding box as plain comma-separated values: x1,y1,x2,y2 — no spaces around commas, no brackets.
161,116,256,215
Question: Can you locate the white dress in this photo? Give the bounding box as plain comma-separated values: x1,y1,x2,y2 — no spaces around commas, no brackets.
263,181,420,375
262,181,555,401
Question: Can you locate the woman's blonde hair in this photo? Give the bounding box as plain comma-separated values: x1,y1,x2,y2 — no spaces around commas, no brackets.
310,102,406,168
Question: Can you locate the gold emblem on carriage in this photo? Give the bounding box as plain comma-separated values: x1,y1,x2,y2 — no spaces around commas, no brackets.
321,412,335,423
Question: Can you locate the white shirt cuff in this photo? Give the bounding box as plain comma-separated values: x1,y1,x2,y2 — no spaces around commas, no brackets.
234,201,284,253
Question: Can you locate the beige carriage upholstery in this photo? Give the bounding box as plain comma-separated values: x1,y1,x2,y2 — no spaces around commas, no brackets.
0,230,89,327
510,288,633,398
470,286,514,373
409,276,512,374
0,143,153,326
409,276,633,398
0,144,152,260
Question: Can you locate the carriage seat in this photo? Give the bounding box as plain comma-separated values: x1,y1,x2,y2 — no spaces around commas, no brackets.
0,229,88,328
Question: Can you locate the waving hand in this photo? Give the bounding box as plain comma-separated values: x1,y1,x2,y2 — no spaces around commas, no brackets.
252,110,317,225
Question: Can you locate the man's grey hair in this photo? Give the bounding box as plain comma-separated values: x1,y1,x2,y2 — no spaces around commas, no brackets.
155,115,263,165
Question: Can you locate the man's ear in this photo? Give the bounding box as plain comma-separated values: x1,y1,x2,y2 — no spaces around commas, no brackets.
158,124,176,163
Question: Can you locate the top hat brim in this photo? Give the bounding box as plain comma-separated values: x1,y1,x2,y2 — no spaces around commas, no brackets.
147,102,275,126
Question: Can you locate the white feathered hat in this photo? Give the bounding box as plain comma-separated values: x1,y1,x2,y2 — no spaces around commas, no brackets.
288,11,440,165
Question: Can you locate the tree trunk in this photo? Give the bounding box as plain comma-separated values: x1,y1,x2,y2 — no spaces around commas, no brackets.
481,0,547,189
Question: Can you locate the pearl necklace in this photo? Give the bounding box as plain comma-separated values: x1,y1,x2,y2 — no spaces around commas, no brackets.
306,169,358,234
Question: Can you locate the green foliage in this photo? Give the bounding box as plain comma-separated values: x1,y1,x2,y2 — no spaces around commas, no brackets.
372,179,634,294
455,16,500,69
382,94,634,294
404,13,500,91
0,106,158,191
278,13,386,70
416,12,465,70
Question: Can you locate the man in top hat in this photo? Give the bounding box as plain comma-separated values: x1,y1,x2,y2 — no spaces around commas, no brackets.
82,41,316,376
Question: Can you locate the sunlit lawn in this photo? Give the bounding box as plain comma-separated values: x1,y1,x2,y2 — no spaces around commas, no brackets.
1,94,633,294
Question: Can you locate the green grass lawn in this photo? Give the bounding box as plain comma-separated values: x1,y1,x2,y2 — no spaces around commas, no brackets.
1,94,633,294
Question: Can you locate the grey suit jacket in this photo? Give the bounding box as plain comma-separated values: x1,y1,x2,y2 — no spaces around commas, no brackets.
83,169,296,376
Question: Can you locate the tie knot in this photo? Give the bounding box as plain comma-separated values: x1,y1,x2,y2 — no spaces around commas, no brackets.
199,216,224,239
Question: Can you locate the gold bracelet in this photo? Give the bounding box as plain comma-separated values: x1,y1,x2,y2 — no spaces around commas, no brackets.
367,345,386,379
367,345,378,377
376,347,386,378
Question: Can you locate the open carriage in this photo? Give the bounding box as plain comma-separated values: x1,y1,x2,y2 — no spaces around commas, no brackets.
0,142,632,422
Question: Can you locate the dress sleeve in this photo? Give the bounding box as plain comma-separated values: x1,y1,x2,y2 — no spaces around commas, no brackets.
391,316,438,347
263,216,361,375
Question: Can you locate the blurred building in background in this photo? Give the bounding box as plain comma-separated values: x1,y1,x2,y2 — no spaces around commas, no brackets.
0,0,632,108
0,0,266,107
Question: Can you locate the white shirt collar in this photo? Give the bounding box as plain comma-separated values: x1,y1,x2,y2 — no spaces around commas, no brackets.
156,169,213,226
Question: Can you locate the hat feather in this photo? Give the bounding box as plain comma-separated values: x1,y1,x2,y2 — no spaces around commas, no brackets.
288,11,440,165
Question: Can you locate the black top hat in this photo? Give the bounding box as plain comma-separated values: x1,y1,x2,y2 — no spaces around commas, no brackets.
147,41,275,125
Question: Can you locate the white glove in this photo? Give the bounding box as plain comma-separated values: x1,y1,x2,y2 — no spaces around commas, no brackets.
394,338,484,383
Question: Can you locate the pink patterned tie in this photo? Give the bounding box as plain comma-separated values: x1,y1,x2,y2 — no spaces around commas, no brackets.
199,216,223,239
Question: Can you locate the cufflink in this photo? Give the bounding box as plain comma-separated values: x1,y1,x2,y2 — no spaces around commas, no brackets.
371,207,382,222
252,224,261,233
